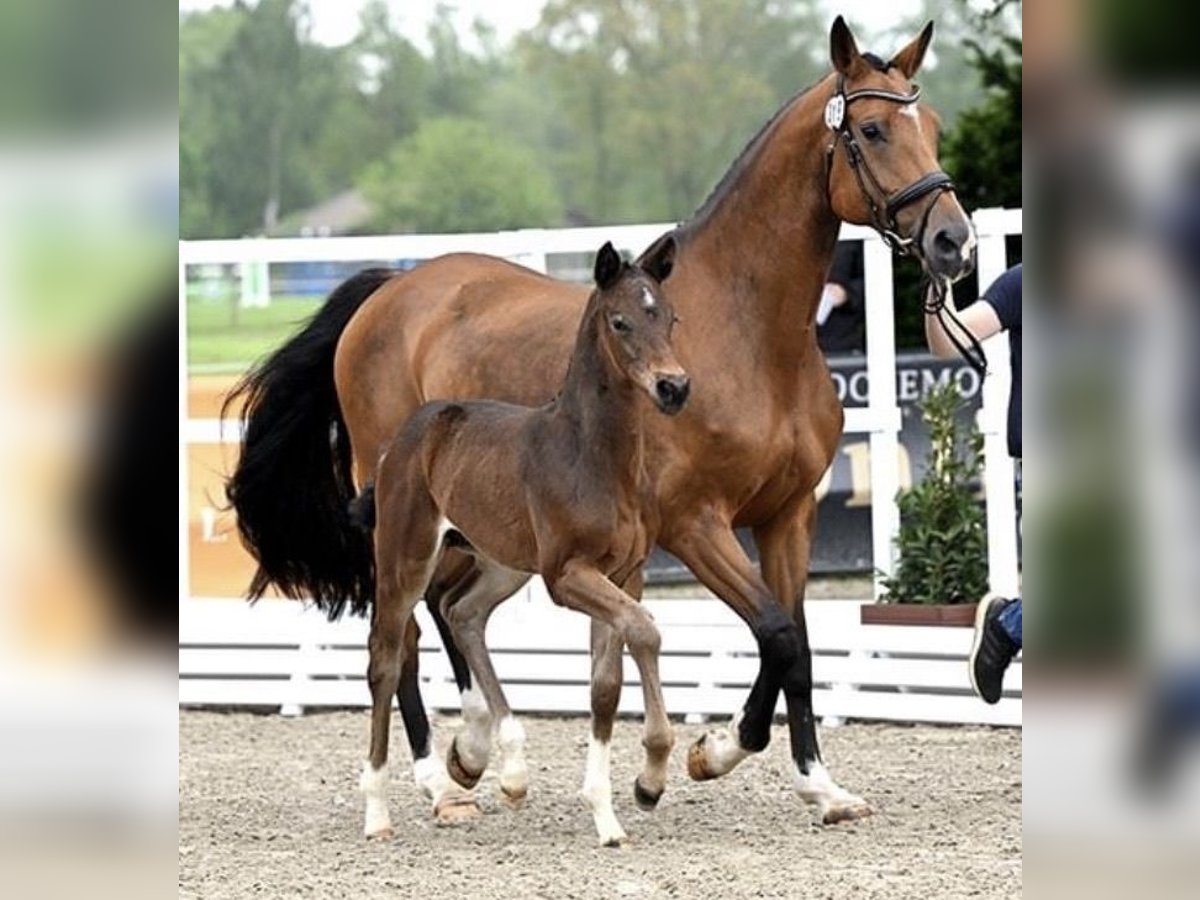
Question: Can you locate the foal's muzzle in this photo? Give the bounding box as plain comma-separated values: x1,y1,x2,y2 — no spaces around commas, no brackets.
654,374,691,415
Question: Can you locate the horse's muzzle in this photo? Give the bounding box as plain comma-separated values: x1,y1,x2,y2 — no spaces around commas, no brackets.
654,374,691,415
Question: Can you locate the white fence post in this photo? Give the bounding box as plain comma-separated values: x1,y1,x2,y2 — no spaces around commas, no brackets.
859,232,901,597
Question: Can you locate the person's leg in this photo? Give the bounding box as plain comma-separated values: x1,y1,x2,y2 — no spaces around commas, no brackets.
969,595,1022,704
997,597,1022,647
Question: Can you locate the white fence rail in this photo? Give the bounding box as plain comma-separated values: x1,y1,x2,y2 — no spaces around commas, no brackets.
180,591,1020,727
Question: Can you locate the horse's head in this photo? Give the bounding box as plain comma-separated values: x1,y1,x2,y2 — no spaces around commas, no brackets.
592,237,689,416
824,16,975,282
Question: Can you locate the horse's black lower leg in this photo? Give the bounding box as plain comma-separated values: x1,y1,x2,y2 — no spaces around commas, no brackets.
395,620,433,764
426,584,475,694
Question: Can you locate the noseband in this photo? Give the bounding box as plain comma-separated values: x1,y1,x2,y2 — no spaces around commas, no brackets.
824,74,988,375
824,75,955,256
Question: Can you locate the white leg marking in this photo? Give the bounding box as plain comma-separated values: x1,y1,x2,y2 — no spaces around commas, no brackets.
412,753,453,808
457,686,493,774
497,714,529,798
359,761,393,837
703,710,752,774
580,736,626,846
793,759,869,821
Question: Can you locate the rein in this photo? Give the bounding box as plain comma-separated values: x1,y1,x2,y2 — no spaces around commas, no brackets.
923,279,988,376
824,72,987,376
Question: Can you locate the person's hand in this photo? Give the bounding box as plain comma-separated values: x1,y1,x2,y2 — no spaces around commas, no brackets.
816,283,848,326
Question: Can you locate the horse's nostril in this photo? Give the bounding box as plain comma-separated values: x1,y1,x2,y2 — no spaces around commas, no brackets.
655,377,690,409
933,228,958,257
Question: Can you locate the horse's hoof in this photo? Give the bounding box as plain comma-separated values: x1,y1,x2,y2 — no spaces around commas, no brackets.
434,792,482,825
821,797,874,825
500,784,527,808
633,777,663,811
598,831,629,848
686,736,717,781
446,739,484,790
364,825,394,841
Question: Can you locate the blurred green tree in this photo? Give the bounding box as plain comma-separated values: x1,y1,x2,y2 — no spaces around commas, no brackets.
359,117,562,232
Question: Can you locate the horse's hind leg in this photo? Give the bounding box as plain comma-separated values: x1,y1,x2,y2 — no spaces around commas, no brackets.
443,560,532,803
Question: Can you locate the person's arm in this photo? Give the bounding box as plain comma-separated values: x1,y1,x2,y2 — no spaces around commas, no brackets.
924,292,1003,359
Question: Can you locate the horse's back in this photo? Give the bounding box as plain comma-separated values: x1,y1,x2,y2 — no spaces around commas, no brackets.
334,252,588,483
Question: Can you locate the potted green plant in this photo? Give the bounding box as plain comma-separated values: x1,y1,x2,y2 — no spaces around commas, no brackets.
862,382,989,626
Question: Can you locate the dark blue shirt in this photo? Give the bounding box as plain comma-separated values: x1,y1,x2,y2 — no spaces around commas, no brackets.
982,264,1021,459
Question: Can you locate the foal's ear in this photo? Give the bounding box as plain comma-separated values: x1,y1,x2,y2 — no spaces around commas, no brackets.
889,21,934,79
638,233,676,283
830,15,862,77
594,241,623,290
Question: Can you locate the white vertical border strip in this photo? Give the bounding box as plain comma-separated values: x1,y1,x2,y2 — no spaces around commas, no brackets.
973,208,1020,598
860,231,900,598
179,253,190,615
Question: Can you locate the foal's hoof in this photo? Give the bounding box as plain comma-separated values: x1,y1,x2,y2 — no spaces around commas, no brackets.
820,796,874,826
446,739,484,790
500,784,527,808
434,792,482,825
633,777,663,811
364,825,394,841
686,735,718,781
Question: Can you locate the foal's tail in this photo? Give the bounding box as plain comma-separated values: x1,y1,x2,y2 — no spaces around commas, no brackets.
222,268,395,620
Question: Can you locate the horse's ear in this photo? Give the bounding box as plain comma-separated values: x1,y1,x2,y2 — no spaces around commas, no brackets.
594,241,622,290
889,20,934,79
638,234,676,283
830,15,861,77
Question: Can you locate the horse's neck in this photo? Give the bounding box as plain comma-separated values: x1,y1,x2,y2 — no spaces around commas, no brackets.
554,324,646,490
674,84,841,368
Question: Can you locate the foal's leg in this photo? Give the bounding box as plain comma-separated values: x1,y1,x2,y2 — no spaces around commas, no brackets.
755,496,872,824
443,561,532,802
360,485,450,836
549,562,672,847
665,519,795,782
579,571,640,845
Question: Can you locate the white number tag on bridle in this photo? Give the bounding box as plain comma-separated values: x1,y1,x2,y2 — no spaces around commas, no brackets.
824,95,845,131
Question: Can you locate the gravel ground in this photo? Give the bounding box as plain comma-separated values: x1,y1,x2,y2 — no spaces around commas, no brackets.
180,710,1020,899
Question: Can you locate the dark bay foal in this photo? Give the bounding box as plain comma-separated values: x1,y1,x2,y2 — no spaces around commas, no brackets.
361,240,688,845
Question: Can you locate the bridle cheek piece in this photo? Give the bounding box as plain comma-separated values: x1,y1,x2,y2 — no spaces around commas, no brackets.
824,75,955,257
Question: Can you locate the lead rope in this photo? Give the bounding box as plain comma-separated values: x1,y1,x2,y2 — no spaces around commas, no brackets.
923,279,988,377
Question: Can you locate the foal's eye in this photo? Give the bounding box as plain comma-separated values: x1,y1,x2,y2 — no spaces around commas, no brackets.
860,122,883,142
610,315,632,334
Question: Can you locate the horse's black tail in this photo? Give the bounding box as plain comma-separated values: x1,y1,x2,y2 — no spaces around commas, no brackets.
222,268,395,620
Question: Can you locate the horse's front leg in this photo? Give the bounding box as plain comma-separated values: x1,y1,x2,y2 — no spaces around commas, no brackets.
754,494,872,824
442,561,532,804
664,518,793,781
548,562,673,847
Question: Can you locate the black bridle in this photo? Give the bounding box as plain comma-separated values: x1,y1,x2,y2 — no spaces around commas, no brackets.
824,73,987,375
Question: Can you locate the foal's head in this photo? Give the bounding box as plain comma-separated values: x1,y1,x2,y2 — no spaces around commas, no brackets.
591,238,689,416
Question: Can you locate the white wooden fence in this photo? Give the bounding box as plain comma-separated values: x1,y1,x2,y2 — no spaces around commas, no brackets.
180,589,1020,727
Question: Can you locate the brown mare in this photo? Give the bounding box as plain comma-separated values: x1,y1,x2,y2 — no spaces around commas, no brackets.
359,241,686,844
226,17,975,831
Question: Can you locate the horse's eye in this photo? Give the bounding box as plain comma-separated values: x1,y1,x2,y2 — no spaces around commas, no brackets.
610,315,632,334
861,122,883,142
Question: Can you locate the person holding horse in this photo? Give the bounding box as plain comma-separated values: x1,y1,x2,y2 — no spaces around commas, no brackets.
925,264,1022,702
359,240,686,846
